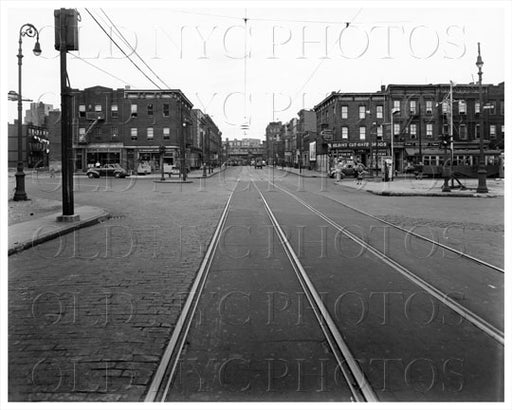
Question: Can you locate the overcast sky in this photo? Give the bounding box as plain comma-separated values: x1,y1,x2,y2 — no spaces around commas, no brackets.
1,1,510,142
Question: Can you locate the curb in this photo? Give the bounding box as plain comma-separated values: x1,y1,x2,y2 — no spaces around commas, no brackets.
366,190,499,198
8,207,110,256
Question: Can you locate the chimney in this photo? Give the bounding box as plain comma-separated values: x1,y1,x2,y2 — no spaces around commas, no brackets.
381,85,386,92
125,85,131,90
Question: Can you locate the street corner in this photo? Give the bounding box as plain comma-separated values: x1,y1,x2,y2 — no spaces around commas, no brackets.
8,206,110,256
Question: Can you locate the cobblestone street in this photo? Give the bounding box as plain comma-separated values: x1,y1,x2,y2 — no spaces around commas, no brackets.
8,171,236,400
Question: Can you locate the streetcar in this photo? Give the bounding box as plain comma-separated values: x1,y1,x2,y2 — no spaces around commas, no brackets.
414,149,503,178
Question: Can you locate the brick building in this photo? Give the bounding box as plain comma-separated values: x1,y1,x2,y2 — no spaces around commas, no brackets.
47,86,221,173
8,121,50,168
312,82,504,172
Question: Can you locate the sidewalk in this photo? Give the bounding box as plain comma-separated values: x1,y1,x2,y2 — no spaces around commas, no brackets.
8,200,110,255
276,166,504,197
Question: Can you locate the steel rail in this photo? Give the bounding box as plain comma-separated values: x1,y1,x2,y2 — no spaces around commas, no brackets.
254,181,379,402
267,180,504,345
144,179,239,402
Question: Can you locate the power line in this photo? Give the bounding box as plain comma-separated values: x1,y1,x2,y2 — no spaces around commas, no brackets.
84,8,163,90
99,9,171,89
69,52,130,85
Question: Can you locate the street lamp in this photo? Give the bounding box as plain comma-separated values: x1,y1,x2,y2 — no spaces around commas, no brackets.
14,23,41,201
476,42,488,193
390,108,400,181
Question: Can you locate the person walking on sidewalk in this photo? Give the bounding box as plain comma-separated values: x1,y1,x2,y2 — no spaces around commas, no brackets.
356,163,365,185
335,160,342,182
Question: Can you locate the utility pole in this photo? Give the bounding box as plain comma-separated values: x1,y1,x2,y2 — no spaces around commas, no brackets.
55,8,79,221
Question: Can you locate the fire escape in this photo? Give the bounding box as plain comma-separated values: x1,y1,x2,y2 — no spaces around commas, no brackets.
78,111,105,144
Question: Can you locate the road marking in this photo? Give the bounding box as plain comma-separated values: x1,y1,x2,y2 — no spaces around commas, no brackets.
144,179,239,402
255,181,378,402
268,182,504,345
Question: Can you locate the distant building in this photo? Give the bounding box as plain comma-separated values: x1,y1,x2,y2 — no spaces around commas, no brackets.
8,120,50,168
24,102,53,127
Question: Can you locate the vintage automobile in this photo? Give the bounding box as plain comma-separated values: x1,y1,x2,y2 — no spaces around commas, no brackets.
86,163,128,178
137,162,152,175
255,159,263,169
163,164,181,177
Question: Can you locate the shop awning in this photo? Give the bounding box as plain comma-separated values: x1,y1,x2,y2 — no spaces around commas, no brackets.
405,148,418,156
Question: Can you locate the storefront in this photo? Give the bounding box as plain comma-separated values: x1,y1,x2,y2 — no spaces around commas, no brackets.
75,143,124,171
328,141,388,167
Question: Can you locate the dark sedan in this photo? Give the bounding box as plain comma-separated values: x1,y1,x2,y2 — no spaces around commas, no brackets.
86,164,128,178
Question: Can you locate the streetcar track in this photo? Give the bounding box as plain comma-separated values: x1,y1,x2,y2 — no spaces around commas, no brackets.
144,179,239,402
251,172,504,345
255,168,503,273
254,180,378,402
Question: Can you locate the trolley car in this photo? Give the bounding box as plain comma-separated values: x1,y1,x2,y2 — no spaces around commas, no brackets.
416,149,503,178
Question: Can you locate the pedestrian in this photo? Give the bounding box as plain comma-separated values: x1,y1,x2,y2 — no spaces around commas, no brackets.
356,164,365,185
335,161,342,182
49,167,55,178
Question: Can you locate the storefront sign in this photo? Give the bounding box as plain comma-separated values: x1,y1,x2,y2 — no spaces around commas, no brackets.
329,141,387,149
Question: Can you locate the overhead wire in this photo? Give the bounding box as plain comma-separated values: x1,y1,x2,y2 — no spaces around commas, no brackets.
84,8,164,90
99,8,172,89
68,52,131,85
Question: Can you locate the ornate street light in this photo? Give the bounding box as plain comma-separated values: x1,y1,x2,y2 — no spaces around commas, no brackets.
14,23,41,201
476,42,488,193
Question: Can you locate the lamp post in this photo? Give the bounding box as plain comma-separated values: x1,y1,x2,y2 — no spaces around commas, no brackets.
390,108,400,181
476,42,488,193
14,24,41,201
159,145,166,181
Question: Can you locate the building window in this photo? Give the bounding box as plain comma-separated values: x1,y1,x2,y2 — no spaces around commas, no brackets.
394,123,400,136
458,100,466,114
475,101,480,114
131,104,138,117
500,100,504,115
425,100,433,114
79,105,86,117
163,103,170,117
359,106,366,119
377,125,383,138
111,104,118,119
409,100,416,114
112,127,118,139
95,104,102,112
475,124,480,139
501,125,504,134
393,100,400,111
442,101,448,114
147,127,154,140
410,124,417,139
341,126,348,139
79,127,85,137
459,124,467,140
490,125,496,138
426,123,433,138
147,103,154,116
359,126,366,140
163,127,170,139
131,128,137,140
376,105,383,119
341,105,348,119
95,128,101,140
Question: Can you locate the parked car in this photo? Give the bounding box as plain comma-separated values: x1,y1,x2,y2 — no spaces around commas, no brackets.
137,162,152,175
255,160,263,169
328,162,365,178
86,163,128,178
163,164,181,177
